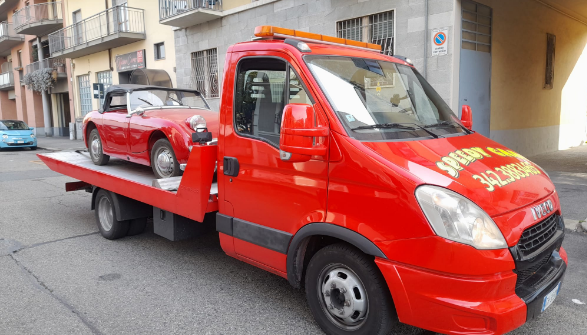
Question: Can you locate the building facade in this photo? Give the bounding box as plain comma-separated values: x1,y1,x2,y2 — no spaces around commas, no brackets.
49,0,178,139
167,0,587,157
0,0,69,137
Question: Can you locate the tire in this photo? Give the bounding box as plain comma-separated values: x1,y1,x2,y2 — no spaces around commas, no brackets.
151,138,181,179
127,217,147,236
89,129,110,166
30,146,37,150
94,189,129,240
305,243,397,335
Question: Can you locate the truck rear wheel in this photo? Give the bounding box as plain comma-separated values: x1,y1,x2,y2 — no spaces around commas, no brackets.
94,189,129,240
305,243,397,335
89,129,110,166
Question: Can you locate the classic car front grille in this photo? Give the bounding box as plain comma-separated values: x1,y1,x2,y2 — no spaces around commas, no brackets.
517,214,559,258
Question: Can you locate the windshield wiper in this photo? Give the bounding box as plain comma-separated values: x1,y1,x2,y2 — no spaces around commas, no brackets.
352,122,440,138
137,98,153,106
169,96,183,106
424,120,472,134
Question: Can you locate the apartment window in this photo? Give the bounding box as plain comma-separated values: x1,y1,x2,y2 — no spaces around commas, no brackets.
96,71,112,105
78,74,92,116
154,42,165,60
337,10,394,56
190,48,219,98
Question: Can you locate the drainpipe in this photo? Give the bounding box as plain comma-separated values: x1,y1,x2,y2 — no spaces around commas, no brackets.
37,36,53,137
423,0,429,79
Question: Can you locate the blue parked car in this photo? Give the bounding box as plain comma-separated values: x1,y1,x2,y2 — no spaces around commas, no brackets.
0,119,37,150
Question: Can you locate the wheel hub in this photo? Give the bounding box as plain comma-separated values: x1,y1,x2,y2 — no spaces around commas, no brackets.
156,149,174,176
320,266,368,328
98,196,114,232
91,138,101,158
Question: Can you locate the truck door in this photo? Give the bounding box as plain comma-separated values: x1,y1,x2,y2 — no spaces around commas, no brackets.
223,54,328,272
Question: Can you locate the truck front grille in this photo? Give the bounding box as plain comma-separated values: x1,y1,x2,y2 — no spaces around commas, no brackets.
517,214,558,257
515,253,550,286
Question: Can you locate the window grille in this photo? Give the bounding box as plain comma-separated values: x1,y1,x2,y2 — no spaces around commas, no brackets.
78,74,92,116
96,71,112,106
461,0,492,53
190,48,219,98
337,10,394,56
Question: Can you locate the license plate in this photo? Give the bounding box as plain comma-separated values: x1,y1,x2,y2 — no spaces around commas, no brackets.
16,141,24,143
541,282,561,312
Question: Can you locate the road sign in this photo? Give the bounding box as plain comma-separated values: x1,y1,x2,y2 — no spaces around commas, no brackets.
93,83,105,99
431,28,449,56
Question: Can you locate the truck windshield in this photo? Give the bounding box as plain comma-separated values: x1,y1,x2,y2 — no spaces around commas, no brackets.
129,89,210,111
305,56,467,140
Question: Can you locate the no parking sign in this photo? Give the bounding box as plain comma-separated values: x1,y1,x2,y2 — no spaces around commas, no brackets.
431,27,449,56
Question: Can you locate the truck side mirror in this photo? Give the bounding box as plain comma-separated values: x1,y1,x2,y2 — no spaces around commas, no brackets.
461,105,473,130
280,103,329,162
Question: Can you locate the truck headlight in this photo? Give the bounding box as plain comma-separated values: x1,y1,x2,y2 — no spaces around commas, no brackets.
415,185,507,250
189,115,207,132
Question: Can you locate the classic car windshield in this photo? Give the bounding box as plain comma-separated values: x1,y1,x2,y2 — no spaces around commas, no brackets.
129,89,209,110
305,56,467,140
0,120,28,130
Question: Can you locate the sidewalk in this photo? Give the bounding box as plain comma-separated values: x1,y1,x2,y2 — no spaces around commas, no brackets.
529,144,587,231
37,136,85,151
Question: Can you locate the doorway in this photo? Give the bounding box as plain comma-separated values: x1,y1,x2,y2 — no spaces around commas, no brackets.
459,0,492,137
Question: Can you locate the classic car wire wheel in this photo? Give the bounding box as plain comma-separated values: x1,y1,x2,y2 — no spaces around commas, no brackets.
154,147,175,178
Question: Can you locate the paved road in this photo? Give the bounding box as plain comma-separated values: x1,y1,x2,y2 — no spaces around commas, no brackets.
0,140,586,334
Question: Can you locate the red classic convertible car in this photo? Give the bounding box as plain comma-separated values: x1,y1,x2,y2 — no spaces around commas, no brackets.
82,85,219,179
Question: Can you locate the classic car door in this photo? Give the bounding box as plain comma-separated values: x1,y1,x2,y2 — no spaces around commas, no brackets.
101,93,130,154
222,53,329,273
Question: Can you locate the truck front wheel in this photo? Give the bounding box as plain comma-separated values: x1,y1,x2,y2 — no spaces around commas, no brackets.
305,243,397,335
94,189,129,240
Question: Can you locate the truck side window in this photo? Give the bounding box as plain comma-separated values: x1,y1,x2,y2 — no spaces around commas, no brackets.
234,58,287,146
288,68,313,105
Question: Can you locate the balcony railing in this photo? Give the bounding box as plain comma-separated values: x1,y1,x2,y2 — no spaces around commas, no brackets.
0,21,23,38
159,0,222,21
25,57,66,76
0,70,13,88
13,2,63,35
49,6,145,56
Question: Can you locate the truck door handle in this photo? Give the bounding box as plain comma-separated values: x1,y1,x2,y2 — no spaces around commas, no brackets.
223,157,239,177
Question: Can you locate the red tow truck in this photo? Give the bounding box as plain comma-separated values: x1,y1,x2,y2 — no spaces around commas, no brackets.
39,26,567,335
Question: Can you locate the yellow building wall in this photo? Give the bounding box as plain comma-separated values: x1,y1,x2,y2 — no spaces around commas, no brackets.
65,0,177,116
470,0,587,154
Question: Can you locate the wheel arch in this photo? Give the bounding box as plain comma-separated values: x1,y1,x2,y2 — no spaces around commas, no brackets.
287,223,387,289
147,130,169,164
85,121,97,148
91,187,152,221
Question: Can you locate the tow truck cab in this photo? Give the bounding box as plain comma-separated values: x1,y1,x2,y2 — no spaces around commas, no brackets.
216,27,566,334
39,26,567,335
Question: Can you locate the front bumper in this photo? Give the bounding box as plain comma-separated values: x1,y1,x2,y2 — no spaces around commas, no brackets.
376,246,567,335
0,139,36,148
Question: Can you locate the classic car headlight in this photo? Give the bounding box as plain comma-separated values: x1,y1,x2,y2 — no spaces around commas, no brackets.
415,185,507,250
189,115,207,132
30,134,35,138
2,134,7,139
